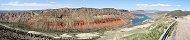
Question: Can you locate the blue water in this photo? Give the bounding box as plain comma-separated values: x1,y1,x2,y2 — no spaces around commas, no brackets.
128,14,150,27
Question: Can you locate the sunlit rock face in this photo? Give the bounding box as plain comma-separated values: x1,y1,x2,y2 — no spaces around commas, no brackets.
0,8,132,32
74,15,131,30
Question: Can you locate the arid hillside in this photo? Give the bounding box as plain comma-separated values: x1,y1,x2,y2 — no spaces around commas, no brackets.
0,8,132,32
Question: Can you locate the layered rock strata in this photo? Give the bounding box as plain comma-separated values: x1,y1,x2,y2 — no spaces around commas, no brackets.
0,8,132,32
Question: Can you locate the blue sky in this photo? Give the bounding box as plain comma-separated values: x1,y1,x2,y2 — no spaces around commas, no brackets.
0,0,189,11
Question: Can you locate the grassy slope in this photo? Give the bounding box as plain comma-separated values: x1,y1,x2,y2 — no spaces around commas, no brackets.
124,16,174,40
167,10,190,17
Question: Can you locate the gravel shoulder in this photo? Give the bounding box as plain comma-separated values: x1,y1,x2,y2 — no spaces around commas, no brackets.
175,15,190,40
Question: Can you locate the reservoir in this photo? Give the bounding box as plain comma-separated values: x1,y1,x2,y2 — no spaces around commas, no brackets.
128,14,150,27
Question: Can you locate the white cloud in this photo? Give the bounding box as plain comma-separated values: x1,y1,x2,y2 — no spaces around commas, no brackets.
136,4,172,7
0,1,79,10
50,2,56,4
1,1,51,6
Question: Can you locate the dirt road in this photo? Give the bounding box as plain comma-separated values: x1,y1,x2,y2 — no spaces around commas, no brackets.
175,15,190,40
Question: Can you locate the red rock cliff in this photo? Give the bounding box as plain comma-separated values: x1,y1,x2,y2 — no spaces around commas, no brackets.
0,8,132,31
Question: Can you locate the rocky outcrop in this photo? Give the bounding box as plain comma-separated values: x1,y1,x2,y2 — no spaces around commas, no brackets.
0,8,132,32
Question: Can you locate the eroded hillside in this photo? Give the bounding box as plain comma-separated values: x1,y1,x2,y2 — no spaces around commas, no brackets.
0,8,132,32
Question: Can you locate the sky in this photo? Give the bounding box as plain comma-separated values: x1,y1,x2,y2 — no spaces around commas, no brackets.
0,0,189,11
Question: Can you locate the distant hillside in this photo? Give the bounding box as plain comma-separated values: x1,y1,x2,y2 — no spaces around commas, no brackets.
167,10,190,17
144,10,160,13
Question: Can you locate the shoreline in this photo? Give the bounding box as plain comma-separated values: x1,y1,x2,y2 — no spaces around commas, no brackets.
97,21,153,40
120,23,152,32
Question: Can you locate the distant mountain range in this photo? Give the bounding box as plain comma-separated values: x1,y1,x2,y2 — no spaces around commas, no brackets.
0,10,28,13
144,10,161,13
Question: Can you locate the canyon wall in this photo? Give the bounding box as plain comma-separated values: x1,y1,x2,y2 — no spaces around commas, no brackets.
0,8,132,31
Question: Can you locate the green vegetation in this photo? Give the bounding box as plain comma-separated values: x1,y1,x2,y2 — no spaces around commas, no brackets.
125,16,175,40
168,22,177,36
0,22,68,34
167,10,190,17
0,22,32,30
